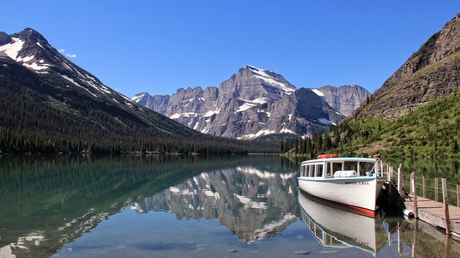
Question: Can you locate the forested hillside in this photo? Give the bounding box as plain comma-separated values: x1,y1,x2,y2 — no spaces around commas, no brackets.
281,91,460,158
0,53,276,154
281,13,460,158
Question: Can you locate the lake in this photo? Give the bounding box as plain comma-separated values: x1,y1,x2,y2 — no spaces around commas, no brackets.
0,154,459,257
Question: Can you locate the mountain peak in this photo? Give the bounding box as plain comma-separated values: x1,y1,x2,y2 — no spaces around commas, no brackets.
239,65,296,94
13,28,49,45
0,28,55,72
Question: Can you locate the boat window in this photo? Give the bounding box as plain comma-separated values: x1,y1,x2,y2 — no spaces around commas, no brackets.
344,161,357,171
332,162,342,173
326,162,334,178
359,162,375,175
307,165,312,177
316,164,323,177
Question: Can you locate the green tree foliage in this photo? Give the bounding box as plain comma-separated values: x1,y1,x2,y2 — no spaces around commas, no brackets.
281,90,460,158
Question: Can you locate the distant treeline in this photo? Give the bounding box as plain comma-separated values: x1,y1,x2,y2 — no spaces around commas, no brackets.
280,131,338,159
0,126,278,154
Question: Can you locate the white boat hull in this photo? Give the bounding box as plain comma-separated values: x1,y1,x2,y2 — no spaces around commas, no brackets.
297,176,385,212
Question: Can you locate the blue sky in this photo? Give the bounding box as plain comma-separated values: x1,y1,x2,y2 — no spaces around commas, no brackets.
2,1,459,98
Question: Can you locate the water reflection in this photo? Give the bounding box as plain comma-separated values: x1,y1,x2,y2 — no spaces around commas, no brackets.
298,188,460,258
132,165,298,242
2,155,460,257
0,154,298,257
297,189,388,256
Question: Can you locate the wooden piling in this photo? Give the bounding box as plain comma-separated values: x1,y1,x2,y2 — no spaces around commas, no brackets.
457,184,460,207
435,177,439,202
442,177,451,235
423,175,426,198
388,166,394,181
398,221,402,256
412,219,418,258
397,163,403,195
422,175,426,198
412,172,418,219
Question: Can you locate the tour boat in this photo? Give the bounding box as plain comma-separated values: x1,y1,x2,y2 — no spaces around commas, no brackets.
297,189,387,256
297,155,386,217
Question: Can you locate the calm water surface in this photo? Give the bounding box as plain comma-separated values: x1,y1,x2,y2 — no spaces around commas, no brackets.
0,154,459,257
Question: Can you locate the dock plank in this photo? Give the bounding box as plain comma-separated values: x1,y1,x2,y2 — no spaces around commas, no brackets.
404,195,460,236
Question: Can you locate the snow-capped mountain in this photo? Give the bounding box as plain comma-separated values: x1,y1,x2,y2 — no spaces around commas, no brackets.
1,28,268,154
134,65,363,139
0,28,135,107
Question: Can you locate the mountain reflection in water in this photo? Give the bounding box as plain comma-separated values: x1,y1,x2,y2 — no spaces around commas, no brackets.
2,155,460,257
132,165,298,242
0,154,300,257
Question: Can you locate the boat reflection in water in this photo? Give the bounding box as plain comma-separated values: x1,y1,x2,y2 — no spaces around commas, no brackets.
297,189,388,256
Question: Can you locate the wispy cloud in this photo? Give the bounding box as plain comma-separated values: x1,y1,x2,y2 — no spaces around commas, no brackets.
59,48,77,58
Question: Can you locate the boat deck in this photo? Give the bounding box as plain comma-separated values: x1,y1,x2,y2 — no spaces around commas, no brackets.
404,195,460,237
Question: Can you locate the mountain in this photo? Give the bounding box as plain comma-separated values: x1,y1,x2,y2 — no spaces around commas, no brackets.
289,12,460,157
359,13,460,119
315,84,370,117
0,28,276,154
135,66,368,139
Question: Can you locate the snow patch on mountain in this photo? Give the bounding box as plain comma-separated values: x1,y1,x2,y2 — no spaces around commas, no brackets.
0,37,24,59
247,65,295,94
237,129,276,140
317,118,335,126
132,93,147,103
203,109,220,117
0,38,54,72
236,98,268,113
60,74,98,98
312,88,324,97
170,112,196,119
280,128,295,134
23,61,50,71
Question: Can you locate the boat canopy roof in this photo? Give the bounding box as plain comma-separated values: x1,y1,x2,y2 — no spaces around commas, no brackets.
301,157,377,165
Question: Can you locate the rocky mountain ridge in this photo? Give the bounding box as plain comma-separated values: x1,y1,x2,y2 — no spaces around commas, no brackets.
135,66,369,139
359,12,460,119
0,28,274,154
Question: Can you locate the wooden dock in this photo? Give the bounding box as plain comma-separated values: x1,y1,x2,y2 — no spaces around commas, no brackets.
386,164,460,238
404,196,460,237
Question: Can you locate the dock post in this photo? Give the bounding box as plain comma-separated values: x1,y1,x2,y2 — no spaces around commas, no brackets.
423,175,426,198
442,177,451,235
410,172,414,194
435,178,439,202
398,221,402,256
397,164,403,195
412,219,418,258
457,184,460,207
411,172,418,219
388,166,394,181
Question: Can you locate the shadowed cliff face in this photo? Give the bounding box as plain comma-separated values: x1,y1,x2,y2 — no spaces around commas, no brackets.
318,85,370,117
360,12,460,119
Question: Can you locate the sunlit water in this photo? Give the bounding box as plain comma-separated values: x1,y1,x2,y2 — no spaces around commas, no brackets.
0,154,459,257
